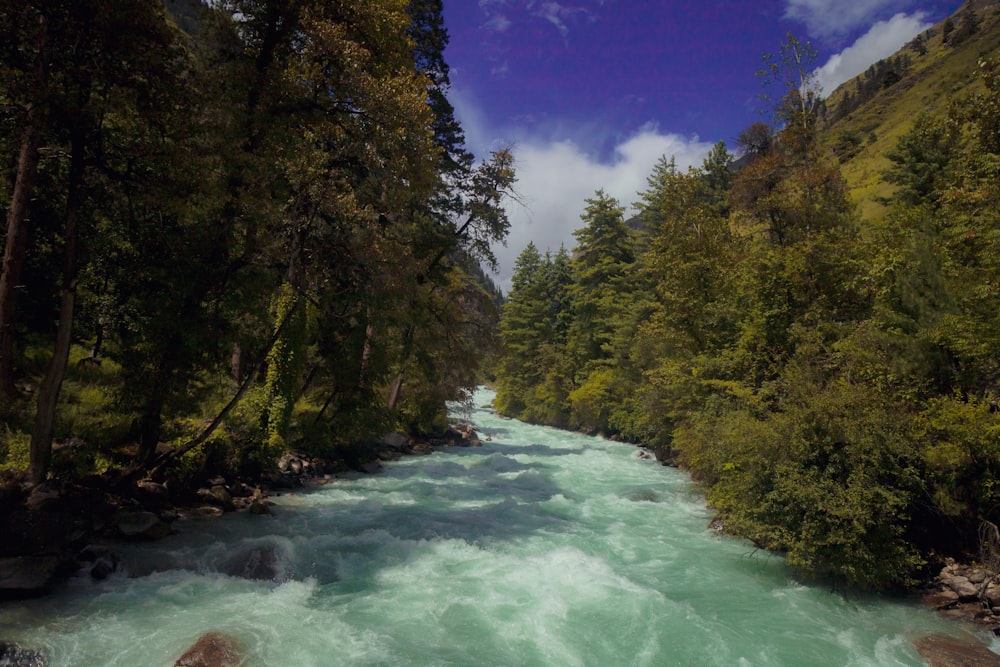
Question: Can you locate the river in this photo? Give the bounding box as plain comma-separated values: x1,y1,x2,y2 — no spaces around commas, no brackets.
0,388,984,666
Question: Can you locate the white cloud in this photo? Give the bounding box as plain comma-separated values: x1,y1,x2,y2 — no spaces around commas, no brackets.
493,137,713,289
536,2,591,38
483,13,513,32
785,0,907,39
451,89,713,289
479,0,599,39
815,12,930,95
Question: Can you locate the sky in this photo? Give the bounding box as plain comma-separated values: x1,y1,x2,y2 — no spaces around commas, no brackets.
440,0,964,289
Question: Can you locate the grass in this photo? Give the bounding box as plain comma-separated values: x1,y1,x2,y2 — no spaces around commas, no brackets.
818,3,1000,223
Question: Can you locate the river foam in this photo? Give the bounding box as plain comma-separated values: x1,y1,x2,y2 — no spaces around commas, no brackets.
0,388,978,666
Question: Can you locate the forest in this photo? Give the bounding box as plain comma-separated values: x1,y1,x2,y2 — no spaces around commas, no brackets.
492,19,1000,589
0,1,512,487
3,0,1000,597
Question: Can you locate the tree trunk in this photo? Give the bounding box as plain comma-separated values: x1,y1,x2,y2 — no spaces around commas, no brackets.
89,325,104,361
0,13,48,400
387,374,404,412
231,341,243,382
28,124,85,484
136,377,168,468
28,292,76,483
359,319,374,390
386,325,415,412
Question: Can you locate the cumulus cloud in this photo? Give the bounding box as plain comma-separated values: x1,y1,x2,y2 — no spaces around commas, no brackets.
815,12,930,95
495,130,712,287
785,0,910,39
453,107,712,291
451,89,714,288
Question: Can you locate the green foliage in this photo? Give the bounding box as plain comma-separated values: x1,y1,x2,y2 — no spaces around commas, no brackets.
0,426,30,470
0,0,510,483
493,22,1000,589
920,396,1000,520
260,285,308,450
883,113,959,207
567,367,618,434
685,370,925,588
494,243,574,426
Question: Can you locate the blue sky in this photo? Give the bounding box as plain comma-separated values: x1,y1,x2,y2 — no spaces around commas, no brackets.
441,0,963,287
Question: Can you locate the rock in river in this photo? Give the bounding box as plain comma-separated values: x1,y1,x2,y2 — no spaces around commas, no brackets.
914,633,1000,667
174,632,242,667
0,641,47,666
0,556,73,599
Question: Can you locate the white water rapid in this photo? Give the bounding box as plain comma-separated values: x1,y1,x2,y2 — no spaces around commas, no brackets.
0,389,985,665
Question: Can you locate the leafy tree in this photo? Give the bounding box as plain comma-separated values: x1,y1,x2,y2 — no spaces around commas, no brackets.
0,0,185,481
0,0,50,400
0,0,511,487
884,113,959,207
737,122,773,158
488,31,1000,591
758,33,822,157
699,141,733,215
625,160,736,452
563,191,635,431
494,244,573,424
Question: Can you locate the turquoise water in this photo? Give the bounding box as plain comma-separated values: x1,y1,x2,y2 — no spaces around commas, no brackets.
0,389,982,666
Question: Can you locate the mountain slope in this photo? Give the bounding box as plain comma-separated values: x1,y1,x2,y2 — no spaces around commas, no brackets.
817,0,1000,221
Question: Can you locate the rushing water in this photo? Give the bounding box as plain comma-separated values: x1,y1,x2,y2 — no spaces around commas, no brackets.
0,388,986,666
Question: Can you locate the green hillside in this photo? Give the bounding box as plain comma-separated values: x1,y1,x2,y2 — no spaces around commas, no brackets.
818,0,1000,221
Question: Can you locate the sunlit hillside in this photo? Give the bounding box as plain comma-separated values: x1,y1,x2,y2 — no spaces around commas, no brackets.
818,0,1000,221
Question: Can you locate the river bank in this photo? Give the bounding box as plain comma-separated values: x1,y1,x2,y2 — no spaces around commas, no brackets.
0,424,484,601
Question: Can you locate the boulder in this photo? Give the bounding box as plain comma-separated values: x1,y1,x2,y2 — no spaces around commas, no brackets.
988,583,1000,608
969,569,990,584
453,430,481,447
220,544,281,581
360,461,382,475
278,454,304,476
116,511,171,540
944,575,981,601
454,424,481,446
0,641,47,667
248,499,271,515
380,432,410,450
78,545,120,581
89,557,117,581
914,633,1000,667
438,428,464,445
208,486,234,511
0,556,72,599
174,632,242,667
923,589,961,610
229,482,252,498
133,480,172,510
